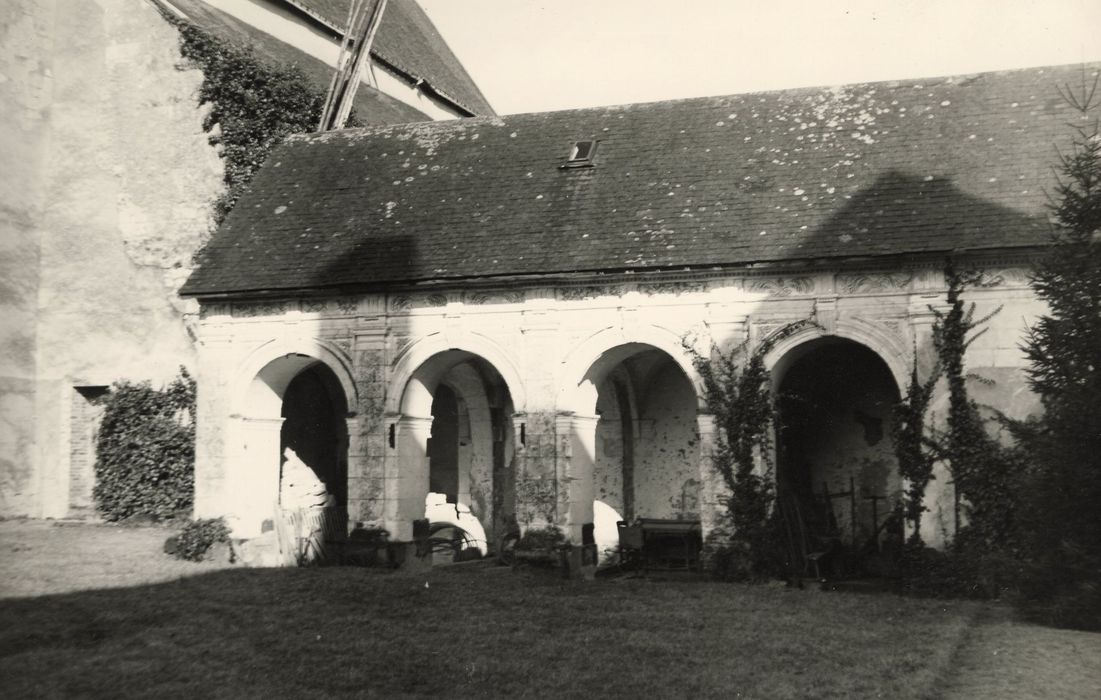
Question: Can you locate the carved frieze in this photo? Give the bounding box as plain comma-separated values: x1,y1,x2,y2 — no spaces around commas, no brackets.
302,300,327,314
558,285,624,301
466,290,523,305
335,297,360,314
837,272,913,295
231,301,288,317
747,277,814,297
389,294,448,311
969,268,1031,288
638,281,707,296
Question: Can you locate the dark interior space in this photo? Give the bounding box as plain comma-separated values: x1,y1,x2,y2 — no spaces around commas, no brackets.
428,383,460,503
776,338,900,551
280,364,348,506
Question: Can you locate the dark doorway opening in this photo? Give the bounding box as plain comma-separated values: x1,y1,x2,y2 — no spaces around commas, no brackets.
775,338,901,563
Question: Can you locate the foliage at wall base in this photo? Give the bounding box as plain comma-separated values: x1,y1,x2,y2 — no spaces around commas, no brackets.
169,517,231,562
93,368,196,522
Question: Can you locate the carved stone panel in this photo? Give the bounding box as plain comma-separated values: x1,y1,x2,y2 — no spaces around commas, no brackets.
466,290,523,305
389,293,449,311
837,272,914,295
638,281,707,296
747,277,814,297
558,285,625,301
970,268,1031,288
231,301,288,317
335,297,360,314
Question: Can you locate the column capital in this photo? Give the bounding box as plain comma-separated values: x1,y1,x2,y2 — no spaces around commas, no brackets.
555,413,600,431
239,416,285,432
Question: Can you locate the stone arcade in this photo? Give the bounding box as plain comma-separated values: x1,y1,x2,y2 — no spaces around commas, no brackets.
181,63,1097,560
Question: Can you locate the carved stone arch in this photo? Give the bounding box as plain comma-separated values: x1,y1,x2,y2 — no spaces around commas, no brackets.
387,330,527,417
763,318,909,392
234,335,358,419
558,323,706,415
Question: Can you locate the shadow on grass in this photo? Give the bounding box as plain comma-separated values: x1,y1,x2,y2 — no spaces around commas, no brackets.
0,564,980,699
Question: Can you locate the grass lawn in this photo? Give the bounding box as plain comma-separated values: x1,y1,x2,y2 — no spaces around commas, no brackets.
1,521,1098,698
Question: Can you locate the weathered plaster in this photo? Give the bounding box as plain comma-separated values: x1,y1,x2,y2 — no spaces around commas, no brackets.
0,0,53,515
1,0,223,517
191,257,1045,554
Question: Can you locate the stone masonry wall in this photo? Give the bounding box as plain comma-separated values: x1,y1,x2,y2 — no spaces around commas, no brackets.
0,0,52,515
1,0,223,517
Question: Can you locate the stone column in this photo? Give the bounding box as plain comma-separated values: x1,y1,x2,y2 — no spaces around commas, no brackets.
695,412,728,539
234,416,284,538
513,410,559,530
385,414,432,541
555,413,600,543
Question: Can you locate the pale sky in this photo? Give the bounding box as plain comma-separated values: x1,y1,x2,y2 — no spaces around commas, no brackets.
417,0,1101,115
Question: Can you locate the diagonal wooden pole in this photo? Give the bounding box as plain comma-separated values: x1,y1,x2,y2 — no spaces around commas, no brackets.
318,0,389,132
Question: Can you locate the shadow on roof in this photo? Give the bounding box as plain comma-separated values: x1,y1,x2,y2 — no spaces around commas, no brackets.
810,170,1048,259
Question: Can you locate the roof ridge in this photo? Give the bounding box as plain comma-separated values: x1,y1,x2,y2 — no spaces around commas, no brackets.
293,60,1100,140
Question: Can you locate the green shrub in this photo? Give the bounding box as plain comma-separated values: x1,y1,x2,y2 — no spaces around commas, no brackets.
173,518,231,562
93,368,195,522
1011,79,1101,630
515,526,567,552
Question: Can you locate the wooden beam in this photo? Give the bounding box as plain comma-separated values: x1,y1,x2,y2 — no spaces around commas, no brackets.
318,0,389,132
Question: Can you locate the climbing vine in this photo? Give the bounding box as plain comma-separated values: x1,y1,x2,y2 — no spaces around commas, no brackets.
932,263,1020,554
94,368,196,521
892,357,940,544
685,320,815,580
164,15,360,224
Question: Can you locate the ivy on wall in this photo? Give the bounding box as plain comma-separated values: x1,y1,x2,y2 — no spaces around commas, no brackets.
93,368,196,521
892,358,939,545
685,321,814,580
932,264,1021,554
166,17,360,225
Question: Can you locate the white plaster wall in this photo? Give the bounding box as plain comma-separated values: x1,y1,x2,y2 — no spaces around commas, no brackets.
634,361,701,519
192,257,1045,547
0,0,53,516
23,0,223,517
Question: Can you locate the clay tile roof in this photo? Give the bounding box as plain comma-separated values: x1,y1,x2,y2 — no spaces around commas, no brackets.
181,62,1100,298
286,0,495,115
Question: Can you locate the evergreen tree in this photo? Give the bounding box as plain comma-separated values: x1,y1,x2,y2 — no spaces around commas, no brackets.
1015,74,1101,629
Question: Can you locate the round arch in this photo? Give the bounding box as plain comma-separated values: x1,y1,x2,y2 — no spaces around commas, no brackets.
763,319,909,392
558,324,706,415
387,331,526,416
234,336,358,419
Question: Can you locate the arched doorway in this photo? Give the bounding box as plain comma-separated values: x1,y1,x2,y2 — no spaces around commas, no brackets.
395,350,517,560
234,351,352,545
773,337,901,553
570,343,702,561
280,364,348,510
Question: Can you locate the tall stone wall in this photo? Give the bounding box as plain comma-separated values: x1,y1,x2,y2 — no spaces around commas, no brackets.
0,0,52,515
0,0,223,517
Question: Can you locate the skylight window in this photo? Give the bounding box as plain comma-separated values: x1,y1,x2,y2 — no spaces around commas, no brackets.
560,140,598,169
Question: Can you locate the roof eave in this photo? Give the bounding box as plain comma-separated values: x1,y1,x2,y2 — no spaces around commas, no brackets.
180,243,1049,303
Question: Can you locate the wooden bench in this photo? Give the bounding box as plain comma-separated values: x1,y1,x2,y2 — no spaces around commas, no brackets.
618,518,702,571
